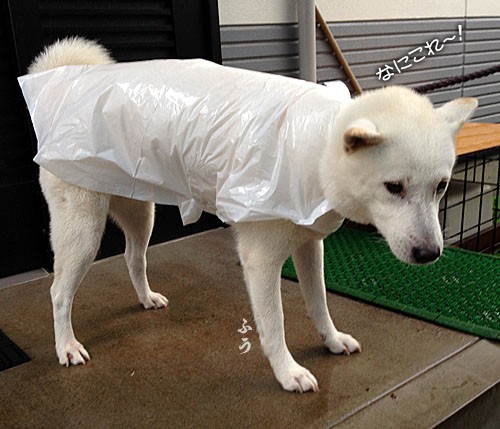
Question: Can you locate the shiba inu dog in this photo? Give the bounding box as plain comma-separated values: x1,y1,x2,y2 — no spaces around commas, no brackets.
26,37,476,393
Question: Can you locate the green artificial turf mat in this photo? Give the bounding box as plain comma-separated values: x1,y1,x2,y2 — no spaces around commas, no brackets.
282,227,500,340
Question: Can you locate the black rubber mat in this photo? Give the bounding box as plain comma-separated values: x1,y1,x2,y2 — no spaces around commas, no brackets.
0,330,30,371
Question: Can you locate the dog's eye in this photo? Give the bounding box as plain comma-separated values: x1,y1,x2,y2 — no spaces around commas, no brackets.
384,182,404,195
436,181,448,194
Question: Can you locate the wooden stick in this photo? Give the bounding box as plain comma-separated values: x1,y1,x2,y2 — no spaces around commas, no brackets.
315,6,363,95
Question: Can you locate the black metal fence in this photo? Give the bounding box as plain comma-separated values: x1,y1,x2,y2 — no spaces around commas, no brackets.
440,147,500,254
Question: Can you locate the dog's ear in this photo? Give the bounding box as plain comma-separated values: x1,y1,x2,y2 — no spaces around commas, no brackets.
343,119,382,153
436,98,478,135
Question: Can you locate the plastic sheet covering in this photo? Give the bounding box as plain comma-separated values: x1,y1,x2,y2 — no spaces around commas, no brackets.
18,59,350,228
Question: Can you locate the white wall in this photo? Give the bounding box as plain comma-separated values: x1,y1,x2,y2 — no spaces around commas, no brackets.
218,0,296,25
467,0,500,17
316,0,466,22
218,0,500,25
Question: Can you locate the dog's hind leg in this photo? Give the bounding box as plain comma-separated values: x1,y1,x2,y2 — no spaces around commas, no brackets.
45,178,110,366
109,197,168,309
292,239,361,355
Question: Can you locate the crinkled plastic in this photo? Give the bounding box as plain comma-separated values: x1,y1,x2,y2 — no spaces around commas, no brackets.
18,59,350,229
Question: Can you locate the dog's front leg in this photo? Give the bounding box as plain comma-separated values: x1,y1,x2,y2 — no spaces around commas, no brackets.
236,223,319,393
292,239,361,355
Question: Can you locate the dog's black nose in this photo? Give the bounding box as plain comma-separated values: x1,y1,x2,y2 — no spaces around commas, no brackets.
411,246,441,264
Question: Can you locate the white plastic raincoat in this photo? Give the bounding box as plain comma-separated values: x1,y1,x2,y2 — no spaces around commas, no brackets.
18,59,350,230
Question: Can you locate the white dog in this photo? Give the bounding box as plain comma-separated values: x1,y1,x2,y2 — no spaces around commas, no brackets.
27,38,477,393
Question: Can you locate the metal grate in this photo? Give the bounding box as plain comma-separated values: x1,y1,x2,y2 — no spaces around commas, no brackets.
440,147,500,254
0,330,30,371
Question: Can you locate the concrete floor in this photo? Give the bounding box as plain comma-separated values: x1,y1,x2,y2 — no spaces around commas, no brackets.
0,227,499,428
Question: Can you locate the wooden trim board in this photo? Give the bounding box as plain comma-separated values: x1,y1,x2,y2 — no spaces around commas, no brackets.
456,123,500,156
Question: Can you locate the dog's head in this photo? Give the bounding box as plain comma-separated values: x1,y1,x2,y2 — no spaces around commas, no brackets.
321,87,477,264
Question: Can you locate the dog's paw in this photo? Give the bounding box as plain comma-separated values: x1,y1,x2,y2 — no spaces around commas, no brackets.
57,340,90,367
276,362,319,393
325,331,361,355
141,291,169,309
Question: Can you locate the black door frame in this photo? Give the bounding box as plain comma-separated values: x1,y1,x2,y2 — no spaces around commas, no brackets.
2,0,222,276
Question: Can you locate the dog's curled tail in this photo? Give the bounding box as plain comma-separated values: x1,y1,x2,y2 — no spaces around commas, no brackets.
28,36,114,74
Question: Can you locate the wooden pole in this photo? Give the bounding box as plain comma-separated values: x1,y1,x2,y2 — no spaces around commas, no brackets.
315,6,363,95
